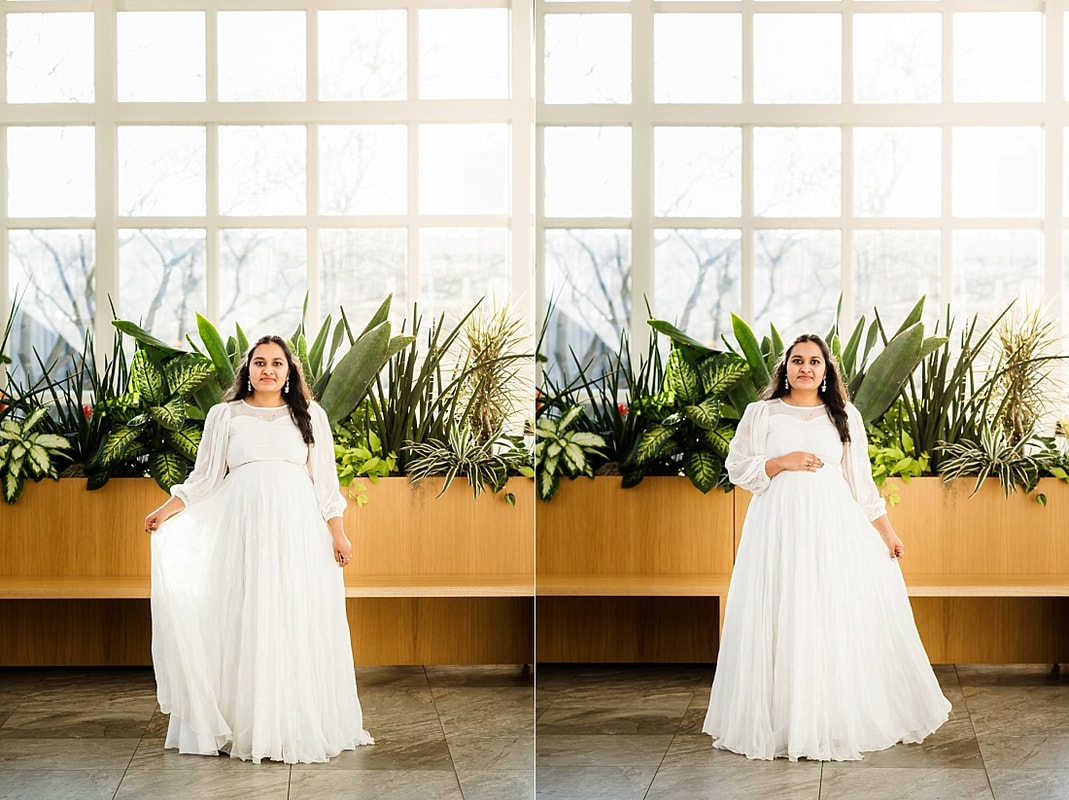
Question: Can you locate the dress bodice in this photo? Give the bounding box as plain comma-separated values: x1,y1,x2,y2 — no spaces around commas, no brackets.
227,402,309,471
766,399,844,467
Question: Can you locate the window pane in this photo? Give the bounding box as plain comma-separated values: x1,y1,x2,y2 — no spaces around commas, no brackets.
754,128,840,217
321,229,407,325
753,230,840,335
219,229,307,335
543,229,631,382
6,12,93,103
953,128,1041,218
420,228,508,320
319,10,405,101
8,127,94,217
754,14,840,104
420,125,508,215
854,231,940,323
219,126,306,216
419,9,507,99
654,229,741,346
320,126,406,215
218,11,305,102
544,127,631,218
655,127,742,217
118,12,205,102
654,13,741,104
854,128,940,217
544,14,631,104
118,229,206,345
119,127,206,217
854,13,940,104
953,231,1041,317
7,230,95,382
954,13,1041,103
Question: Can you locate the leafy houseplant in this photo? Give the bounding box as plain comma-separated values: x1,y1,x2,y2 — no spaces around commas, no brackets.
96,349,216,491
937,424,1063,504
534,407,606,502
0,407,72,503
334,401,397,507
630,346,749,493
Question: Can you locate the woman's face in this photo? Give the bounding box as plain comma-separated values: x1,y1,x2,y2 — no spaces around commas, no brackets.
248,342,290,396
785,340,826,392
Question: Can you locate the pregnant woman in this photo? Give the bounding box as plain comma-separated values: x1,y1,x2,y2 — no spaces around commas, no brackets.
703,333,950,761
144,335,373,764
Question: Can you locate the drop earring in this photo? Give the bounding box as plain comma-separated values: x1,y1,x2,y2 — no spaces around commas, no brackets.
284,378,290,394
246,378,252,392
784,375,789,392
821,377,827,393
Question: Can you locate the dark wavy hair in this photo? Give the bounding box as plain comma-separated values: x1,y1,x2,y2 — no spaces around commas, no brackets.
223,335,314,444
764,334,851,443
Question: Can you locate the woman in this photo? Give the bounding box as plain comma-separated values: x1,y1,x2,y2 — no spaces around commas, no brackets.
703,334,950,761
144,335,373,764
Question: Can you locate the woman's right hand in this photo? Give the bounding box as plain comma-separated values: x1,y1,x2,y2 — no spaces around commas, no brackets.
766,451,823,477
145,497,185,533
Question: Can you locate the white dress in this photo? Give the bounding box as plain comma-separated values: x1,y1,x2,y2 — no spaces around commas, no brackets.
150,399,373,764
702,398,950,761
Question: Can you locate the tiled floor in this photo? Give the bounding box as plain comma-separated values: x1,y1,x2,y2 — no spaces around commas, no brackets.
535,663,1069,800
0,665,533,800
3,664,1068,799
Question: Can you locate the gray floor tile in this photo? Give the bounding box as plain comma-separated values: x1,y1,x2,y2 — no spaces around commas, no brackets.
0,738,138,770
289,768,464,799
956,664,1068,687
660,734,824,771
127,738,290,771
534,705,686,736
0,707,152,739
354,665,430,689
359,687,443,740
535,734,673,769
645,763,821,800
831,719,984,769
290,736,454,771
115,767,291,800
978,734,1069,770
962,686,1069,736
0,769,124,800
432,687,533,737
988,768,1069,800
447,736,533,771
456,769,533,800
820,766,994,800
534,766,653,800
425,665,532,688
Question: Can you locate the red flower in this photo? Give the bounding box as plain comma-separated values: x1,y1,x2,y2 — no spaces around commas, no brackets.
618,403,628,417
82,405,93,419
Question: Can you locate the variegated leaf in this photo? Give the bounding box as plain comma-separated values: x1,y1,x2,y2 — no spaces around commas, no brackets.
664,350,699,404
683,449,719,494
635,425,674,466
148,451,189,492
100,426,142,467
148,398,187,432
130,350,165,405
165,354,216,397
165,426,202,461
682,398,721,430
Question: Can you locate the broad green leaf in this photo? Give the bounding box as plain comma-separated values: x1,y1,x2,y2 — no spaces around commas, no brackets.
683,449,719,494
538,466,560,502
130,350,165,405
635,425,674,466
148,450,189,492
569,431,606,448
21,407,48,433
100,426,143,467
320,321,392,426
166,425,203,461
556,406,583,432
682,398,721,430
647,318,717,357
196,313,236,388
308,315,331,376
561,441,586,474
166,354,216,397
359,294,393,339
24,443,51,476
34,434,71,450
3,470,24,504
702,425,735,458
664,349,699,404
148,397,187,431
731,313,771,389
112,320,184,356
853,322,924,425
700,359,749,397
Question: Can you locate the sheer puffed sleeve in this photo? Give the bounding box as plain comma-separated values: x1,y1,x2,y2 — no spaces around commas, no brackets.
726,400,772,495
169,402,231,507
841,402,887,521
308,402,348,522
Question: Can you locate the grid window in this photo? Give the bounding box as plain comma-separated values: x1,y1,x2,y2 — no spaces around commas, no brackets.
2,2,531,380
537,1,1064,378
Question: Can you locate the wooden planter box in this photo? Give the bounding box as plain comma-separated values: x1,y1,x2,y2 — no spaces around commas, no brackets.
0,476,534,666
536,476,735,663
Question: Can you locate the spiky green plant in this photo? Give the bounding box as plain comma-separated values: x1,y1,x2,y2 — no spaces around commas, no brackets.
989,307,1063,446
406,423,533,505
937,424,1061,503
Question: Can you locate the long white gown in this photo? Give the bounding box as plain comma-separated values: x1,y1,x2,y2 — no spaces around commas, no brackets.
703,398,950,761
150,399,373,764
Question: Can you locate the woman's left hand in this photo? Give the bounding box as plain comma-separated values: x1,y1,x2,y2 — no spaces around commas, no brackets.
881,531,905,560
330,528,352,567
